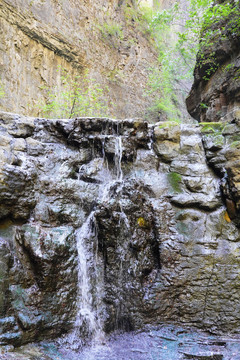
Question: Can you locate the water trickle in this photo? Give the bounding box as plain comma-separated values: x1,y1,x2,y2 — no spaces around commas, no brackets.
148,124,155,154
115,136,123,181
69,213,104,349
71,124,127,349
119,211,130,230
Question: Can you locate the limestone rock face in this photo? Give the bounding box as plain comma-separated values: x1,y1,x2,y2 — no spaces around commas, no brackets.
0,0,157,119
0,111,240,346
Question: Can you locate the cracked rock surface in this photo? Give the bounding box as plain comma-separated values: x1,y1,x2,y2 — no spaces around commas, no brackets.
0,111,240,348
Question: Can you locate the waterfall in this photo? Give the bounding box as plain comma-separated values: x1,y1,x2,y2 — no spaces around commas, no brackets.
68,213,104,349
69,129,125,348
115,136,123,182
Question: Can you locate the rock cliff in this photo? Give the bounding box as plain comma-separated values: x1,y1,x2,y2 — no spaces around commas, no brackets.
186,0,240,123
0,0,157,119
186,0,240,234
1,0,240,353
0,111,240,348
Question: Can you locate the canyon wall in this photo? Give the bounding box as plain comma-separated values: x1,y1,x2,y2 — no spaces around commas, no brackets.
186,0,240,230
0,0,240,351
0,0,157,119
186,0,240,123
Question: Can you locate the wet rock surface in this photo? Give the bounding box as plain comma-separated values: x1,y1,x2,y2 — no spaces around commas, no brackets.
1,325,240,360
0,111,240,349
200,122,240,226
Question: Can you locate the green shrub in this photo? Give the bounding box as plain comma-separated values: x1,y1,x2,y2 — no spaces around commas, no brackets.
137,0,239,121
98,20,124,47
36,68,111,118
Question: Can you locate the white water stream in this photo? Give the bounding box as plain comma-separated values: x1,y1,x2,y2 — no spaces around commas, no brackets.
69,133,124,348
115,136,123,182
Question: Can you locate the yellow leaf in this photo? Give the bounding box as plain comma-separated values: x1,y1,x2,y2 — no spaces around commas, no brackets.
224,211,231,223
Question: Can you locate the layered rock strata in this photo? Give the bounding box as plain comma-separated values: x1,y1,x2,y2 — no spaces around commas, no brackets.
0,111,240,347
0,0,157,118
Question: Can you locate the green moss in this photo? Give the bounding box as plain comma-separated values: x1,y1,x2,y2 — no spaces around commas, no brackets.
158,121,180,129
205,134,224,147
228,133,240,142
200,102,208,109
167,172,182,193
230,140,240,148
199,122,225,134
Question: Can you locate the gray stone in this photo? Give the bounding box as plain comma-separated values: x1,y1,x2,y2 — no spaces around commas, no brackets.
0,112,240,348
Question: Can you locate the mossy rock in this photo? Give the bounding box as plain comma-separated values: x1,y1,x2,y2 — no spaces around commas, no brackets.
202,133,224,149
199,122,225,134
167,172,182,193
158,120,180,129
229,140,240,148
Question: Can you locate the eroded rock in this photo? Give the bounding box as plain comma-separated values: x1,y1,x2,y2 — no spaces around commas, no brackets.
0,111,240,348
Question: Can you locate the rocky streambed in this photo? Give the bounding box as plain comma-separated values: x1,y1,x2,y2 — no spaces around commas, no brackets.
1,325,240,360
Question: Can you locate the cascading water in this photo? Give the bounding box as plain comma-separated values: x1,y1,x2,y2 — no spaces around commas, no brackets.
115,136,123,182
68,213,104,349
69,124,125,349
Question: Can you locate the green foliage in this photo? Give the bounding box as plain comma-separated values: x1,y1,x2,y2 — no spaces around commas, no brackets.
123,2,143,27
230,140,240,148
142,0,213,121
146,65,182,122
36,68,111,118
98,20,124,47
200,102,208,109
139,0,239,121
193,0,240,79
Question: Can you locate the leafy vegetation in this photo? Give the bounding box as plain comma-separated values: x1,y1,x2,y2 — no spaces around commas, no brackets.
230,140,240,148
158,120,180,129
137,0,239,121
35,0,239,120
98,20,124,47
36,68,111,118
